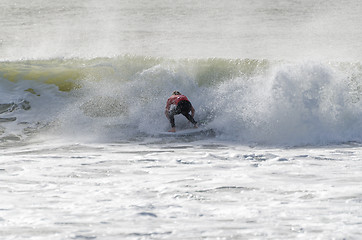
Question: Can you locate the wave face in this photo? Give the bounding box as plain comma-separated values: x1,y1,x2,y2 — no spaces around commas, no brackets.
1,56,362,145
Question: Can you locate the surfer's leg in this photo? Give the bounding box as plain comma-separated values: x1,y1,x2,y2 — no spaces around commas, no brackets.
167,108,178,132
182,112,197,126
168,115,176,132
169,113,176,128
178,101,197,126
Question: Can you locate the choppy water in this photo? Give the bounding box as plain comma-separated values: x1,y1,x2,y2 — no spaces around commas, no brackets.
2,140,362,239
1,0,362,239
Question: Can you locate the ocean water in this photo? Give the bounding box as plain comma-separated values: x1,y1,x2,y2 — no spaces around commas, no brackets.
1,0,362,239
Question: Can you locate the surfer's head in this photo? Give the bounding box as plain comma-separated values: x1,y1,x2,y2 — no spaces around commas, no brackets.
172,91,181,95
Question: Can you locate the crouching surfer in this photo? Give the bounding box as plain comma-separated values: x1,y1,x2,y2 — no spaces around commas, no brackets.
165,91,198,132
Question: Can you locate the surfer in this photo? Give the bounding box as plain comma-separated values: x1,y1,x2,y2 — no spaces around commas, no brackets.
165,91,198,132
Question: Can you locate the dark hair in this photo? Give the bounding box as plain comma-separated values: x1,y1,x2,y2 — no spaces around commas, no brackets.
172,91,181,95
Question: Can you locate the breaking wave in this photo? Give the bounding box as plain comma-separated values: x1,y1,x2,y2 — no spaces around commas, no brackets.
1,55,362,145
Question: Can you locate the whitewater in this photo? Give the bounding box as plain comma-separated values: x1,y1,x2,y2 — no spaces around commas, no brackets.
1,0,362,239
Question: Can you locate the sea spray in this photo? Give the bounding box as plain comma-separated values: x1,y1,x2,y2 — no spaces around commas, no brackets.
208,61,362,145
1,57,362,145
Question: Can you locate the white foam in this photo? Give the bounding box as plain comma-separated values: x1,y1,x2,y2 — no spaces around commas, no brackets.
207,61,362,145
1,59,362,146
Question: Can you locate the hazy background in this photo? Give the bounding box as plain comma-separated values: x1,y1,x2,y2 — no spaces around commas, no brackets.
0,0,361,61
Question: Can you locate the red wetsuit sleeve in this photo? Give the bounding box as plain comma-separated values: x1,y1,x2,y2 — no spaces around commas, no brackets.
165,96,175,110
165,99,171,110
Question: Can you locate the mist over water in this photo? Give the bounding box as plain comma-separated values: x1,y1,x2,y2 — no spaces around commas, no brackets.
1,0,362,60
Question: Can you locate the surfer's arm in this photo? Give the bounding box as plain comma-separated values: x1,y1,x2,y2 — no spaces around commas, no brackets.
191,106,195,117
165,98,172,119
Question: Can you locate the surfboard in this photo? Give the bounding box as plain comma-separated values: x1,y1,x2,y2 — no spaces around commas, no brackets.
158,127,215,137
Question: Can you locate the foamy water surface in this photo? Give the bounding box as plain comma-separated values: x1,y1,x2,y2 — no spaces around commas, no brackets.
2,139,362,239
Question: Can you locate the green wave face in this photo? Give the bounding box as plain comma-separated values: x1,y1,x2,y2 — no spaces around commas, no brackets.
0,56,273,91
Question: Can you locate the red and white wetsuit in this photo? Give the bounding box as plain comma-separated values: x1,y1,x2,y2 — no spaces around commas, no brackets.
165,94,197,128
165,94,190,110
